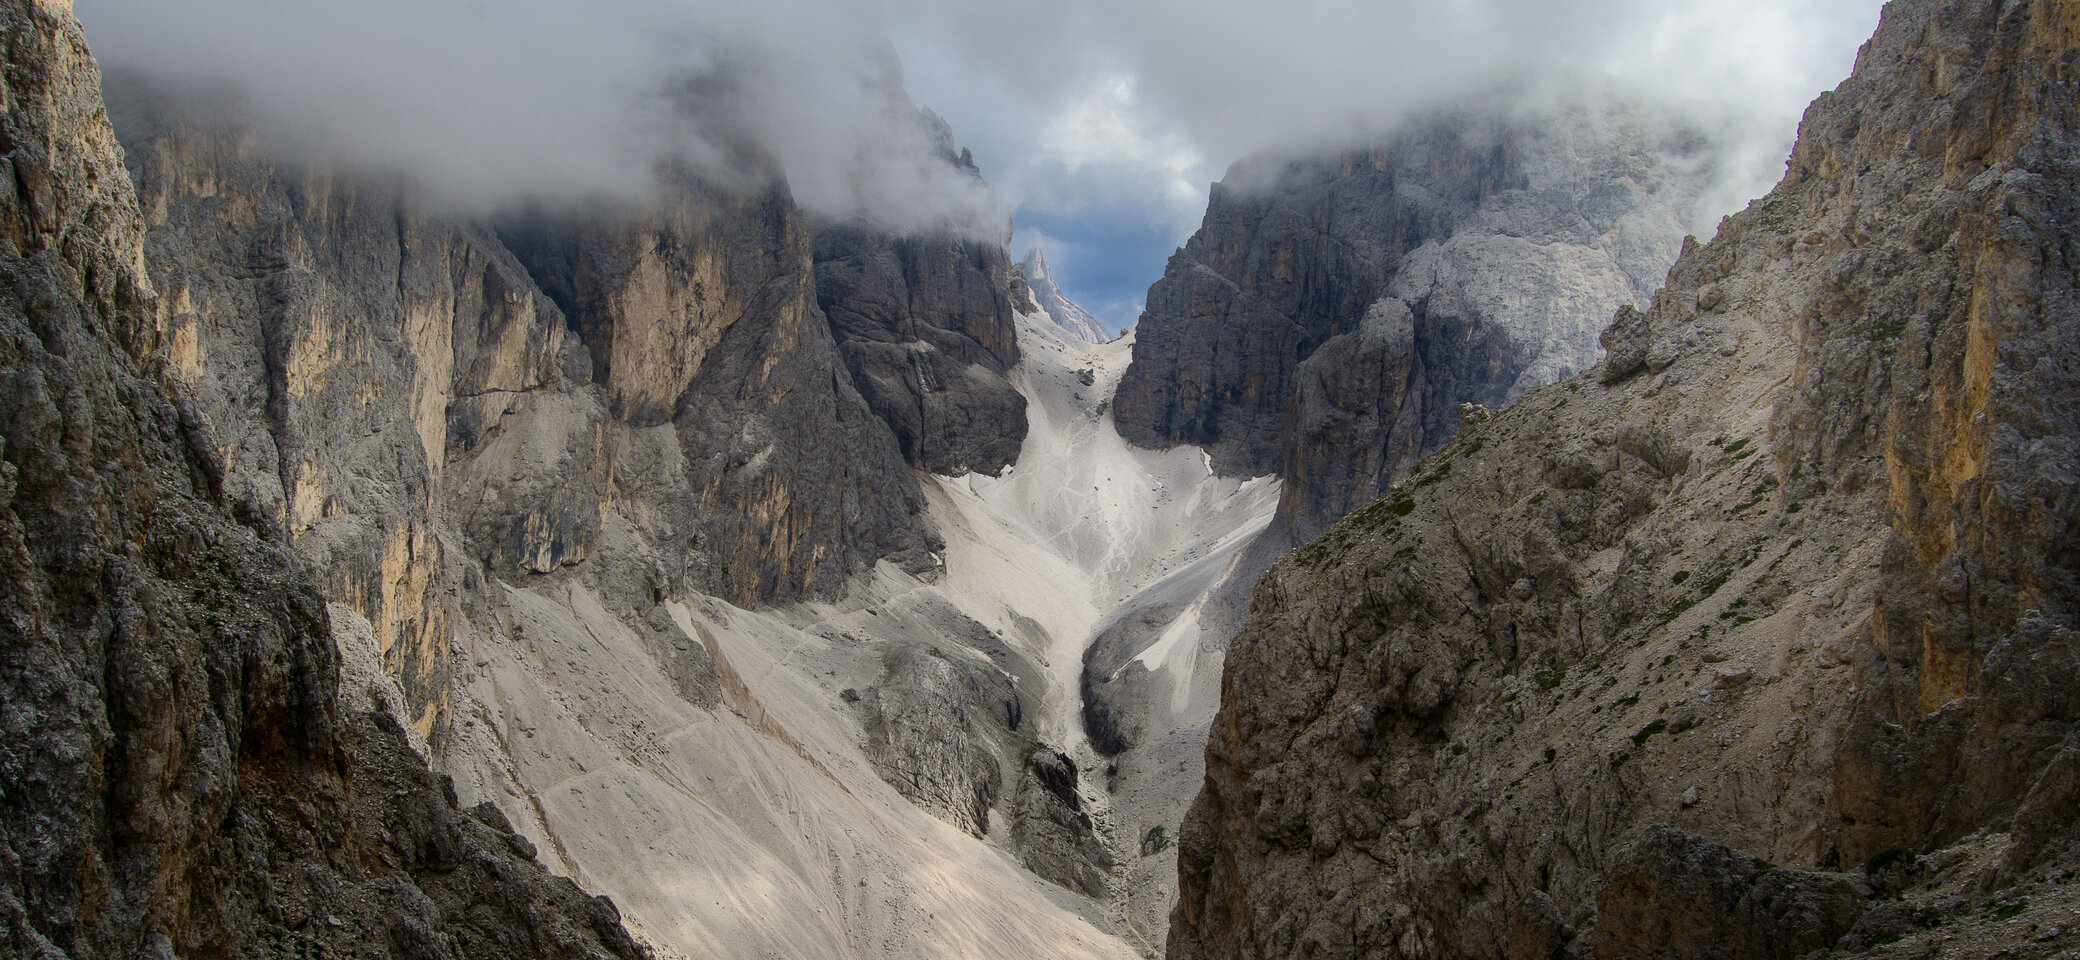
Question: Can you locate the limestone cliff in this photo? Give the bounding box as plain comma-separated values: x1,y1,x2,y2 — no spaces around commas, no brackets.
94,44,1136,960
106,73,1037,747
813,224,1028,477
1170,1,2080,957
1016,247,1111,344
0,3,647,958
1114,91,1725,542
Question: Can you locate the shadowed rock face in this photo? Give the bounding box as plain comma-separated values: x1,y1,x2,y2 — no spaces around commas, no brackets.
0,3,648,958
1115,95,1722,541
814,224,1028,477
1169,2,2080,958
102,72,1037,743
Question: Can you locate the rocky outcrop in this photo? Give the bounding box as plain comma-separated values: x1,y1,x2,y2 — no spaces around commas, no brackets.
494,193,944,604
857,643,1021,837
0,3,646,957
1169,1,2080,957
1115,93,1723,540
813,224,1027,477
1010,749,1117,898
1016,247,1110,344
101,69,1036,747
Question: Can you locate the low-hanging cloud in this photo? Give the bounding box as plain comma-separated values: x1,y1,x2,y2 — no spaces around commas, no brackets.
892,0,1885,238
80,0,1883,245
81,0,1003,235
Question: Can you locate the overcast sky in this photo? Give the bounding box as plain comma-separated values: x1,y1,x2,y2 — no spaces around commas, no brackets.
81,0,1888,331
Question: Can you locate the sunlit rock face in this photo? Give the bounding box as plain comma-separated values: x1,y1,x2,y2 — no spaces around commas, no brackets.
1116,89,1727,542
1169,1,2080,957
1016,247,1111,344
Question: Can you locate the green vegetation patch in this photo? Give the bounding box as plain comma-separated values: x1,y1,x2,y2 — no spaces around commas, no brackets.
1414,463,1452,488
1534,668,1567,691
1630,719,1668,747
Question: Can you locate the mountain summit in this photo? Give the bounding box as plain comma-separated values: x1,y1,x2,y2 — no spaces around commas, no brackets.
1018,247,1112,344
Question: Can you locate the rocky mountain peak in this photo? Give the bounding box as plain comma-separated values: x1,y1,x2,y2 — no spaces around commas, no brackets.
1016,246,1111,344
1113,87,1730,543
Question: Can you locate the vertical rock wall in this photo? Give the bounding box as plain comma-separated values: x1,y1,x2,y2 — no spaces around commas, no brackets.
1168,2,2080,957
1114,97,1723,541
0,3,649,957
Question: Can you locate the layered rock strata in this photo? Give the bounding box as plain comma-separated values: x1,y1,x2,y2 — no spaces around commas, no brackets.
1170,1,2080,957
0,3,648,957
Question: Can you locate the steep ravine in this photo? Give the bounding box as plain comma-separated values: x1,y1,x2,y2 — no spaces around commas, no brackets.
421,300,1280,958
1169,1,2080,957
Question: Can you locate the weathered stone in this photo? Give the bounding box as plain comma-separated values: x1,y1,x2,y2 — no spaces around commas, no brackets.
1591,826,1869,960
1169,3,2080,958
0,6,648,957
1116,92,1724,541
1016,247,1110,344
813,224,1027,476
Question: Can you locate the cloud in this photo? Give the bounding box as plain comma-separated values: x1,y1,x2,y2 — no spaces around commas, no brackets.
81,0,1004,234
79,0,1885,264
886,0,1884,316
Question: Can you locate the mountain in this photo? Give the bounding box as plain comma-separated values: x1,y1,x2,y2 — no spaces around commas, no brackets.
1070,91,1754,952
1114,89,1731,543
1168,1,2080,957
12,0,2078,958
1017,247,1112,344
0,3,647,958
91,63,1162,957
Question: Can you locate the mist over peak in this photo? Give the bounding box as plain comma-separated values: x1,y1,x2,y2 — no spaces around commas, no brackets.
81,0,1006,236
80,0,1884,319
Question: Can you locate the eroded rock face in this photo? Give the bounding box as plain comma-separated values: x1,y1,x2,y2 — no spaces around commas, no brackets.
1115,93,1722,540
495,194,943,605
102,77,1029,749
0,4,646,957
1169,2,2080,957
102,42,1109,939
814,224,1027,477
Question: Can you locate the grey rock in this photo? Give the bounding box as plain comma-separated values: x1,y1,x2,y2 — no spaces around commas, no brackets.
1169,3,2080,959
858,645,1019,837
1116,87,1724,541
1010,750,1117,898
1590,826,1869,960
0,6,648,957
813,224,1028,476
1016,247,1110,344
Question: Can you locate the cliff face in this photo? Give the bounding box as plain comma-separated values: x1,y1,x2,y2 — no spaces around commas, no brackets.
1114,96,1722,541
1170,1,2080,958
813,224,1028,477
85,43,1135,960
105,75,1034,745
0,3,647,958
